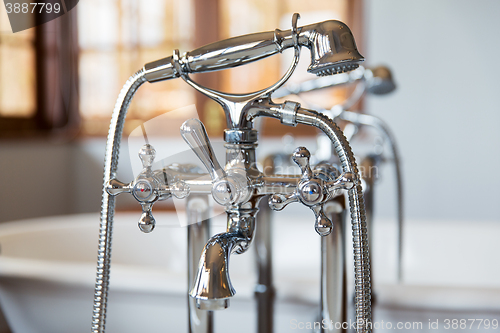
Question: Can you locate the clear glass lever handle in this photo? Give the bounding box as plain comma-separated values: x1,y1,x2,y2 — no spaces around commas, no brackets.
180,118,250,207
180,118,226,181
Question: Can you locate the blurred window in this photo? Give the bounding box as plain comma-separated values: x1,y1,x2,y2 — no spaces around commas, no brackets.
0,0,360,136
218,0,358,136
0,6,79,136
219,0,349,106
0,7,37,135
77,0,196,135
0,25,36,118
77,0,360,136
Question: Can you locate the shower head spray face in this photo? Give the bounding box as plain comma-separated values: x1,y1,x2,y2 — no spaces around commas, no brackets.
306,21,364,76
312,62,361,77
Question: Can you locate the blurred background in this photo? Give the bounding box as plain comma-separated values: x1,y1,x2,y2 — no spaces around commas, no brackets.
0,0,499,332
1,0,498,225
0,0,363,221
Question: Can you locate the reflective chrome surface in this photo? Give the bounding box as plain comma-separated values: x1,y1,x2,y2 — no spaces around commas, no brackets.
93,13,372,333
255,196,275,333
268,146,354,236
106,143,191,233
365,65,396,95
183,96,373,331
187,195,213,333
360,155,379,293
321,199,347,333
275,63,403,283
189,207,258,309
260,153,348,333
181,119,226,182
294,108,372,332
176,96,372,328
143,20,363,83
274,65,395,99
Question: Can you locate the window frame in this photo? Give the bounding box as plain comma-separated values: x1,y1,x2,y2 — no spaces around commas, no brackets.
0,0,364,138
0,9,80,137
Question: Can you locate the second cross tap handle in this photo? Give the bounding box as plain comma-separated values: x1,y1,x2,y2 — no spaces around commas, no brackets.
269,146,354,236
293,147,333,235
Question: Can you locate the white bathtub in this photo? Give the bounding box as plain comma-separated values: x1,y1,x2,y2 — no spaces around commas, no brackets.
0,212,323,333
0,211,499,332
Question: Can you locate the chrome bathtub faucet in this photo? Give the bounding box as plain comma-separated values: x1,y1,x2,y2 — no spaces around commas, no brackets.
92,13,373,333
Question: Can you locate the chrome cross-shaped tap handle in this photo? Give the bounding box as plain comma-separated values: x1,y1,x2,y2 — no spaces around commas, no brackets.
269,146,354,236
106,144,189,233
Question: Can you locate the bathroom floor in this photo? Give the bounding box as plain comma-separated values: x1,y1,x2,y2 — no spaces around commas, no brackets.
221,299,500,333
118,292,498,333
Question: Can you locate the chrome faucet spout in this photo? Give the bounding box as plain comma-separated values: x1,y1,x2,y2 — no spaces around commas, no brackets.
189,234,235,310
190,208,257,310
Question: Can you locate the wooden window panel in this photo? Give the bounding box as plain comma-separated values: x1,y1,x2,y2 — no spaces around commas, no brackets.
0,8,79,137
77,0,197,136
0,0,364,138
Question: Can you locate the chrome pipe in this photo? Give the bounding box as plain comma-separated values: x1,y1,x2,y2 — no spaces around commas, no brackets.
187,196,213,333
321,199,347,333
253,153,280,333
255,197,275,333
273,66,365,98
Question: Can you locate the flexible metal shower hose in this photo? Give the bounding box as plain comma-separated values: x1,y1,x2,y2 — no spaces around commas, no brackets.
91,69,147,333
91,70,373,333
296,109,373,333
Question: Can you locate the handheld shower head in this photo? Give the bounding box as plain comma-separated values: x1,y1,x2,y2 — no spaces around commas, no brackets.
274,64,396,100
365,65,396,95
306,20,364,76
143,18,363,82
